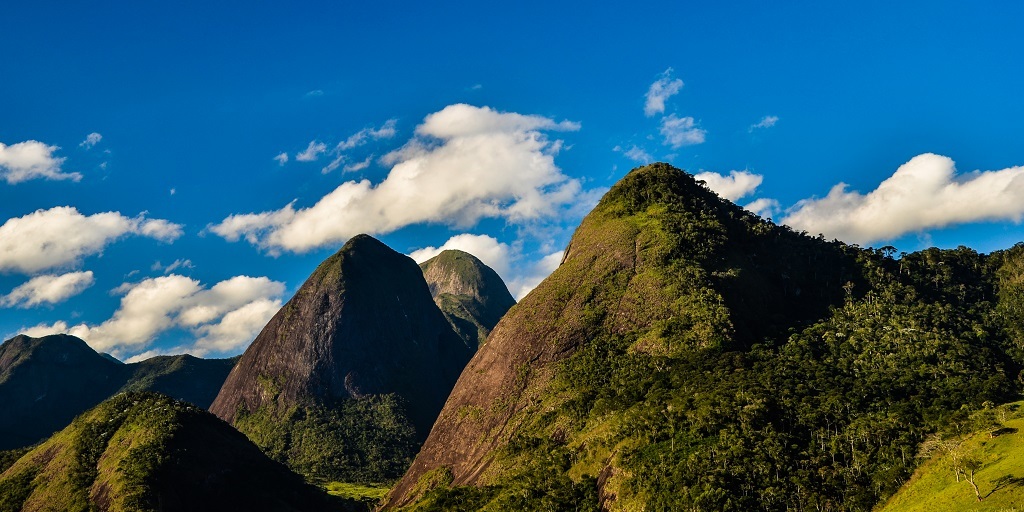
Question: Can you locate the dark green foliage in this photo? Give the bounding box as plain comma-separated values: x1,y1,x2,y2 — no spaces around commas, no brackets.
236,394,418,484
0,467,36,512
0,447,29,474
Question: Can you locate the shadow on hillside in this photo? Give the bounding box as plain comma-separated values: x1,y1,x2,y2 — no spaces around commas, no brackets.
985,474,1024,499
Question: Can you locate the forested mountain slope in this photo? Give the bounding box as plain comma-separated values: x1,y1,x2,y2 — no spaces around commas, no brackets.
386,163,1024,511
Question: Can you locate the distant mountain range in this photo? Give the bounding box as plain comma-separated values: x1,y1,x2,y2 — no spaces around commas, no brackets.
4,163,1024,510
0,334,236,450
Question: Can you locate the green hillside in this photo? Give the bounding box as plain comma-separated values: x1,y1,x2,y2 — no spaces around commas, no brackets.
0,392,350,512
879,402,1024,511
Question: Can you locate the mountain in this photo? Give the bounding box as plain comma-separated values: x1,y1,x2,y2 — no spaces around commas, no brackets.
121,354,238,409
385,163,1023,510
0,392,353,512
0,334,237,450
209,234,474,483
419,249,516,348
0,334,124,451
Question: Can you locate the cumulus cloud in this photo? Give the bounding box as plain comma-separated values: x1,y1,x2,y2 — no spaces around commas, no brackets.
273,152,289,165
1,271,95,308
295,141,327,162
645,68,684,117
79,132,102,149
0,140,80,184
211,104,584,254
0,207,183,274
18,274,284,357
783,153,1024,245
660,114,706,148
614,145,653,164
695,170,764,201
191,298,282,355
749,115,779,132
744,198,780,219
409,233,512,278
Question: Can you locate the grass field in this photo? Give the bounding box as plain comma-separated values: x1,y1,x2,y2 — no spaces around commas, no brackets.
325,481,390,505
879,402,1024,512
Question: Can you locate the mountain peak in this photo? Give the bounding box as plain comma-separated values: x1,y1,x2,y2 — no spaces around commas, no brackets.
420,249,516,348
210,234,474,482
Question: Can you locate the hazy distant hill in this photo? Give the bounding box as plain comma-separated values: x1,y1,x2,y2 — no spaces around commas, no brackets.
210,234,475,483
0,392,352,512
386,163,1024,510
0,334,236,450
419,249,516,348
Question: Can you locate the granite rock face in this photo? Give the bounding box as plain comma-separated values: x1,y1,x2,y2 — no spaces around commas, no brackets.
209,234,474,482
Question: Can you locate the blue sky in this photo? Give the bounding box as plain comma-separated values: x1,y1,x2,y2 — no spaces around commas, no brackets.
3,1,1024,360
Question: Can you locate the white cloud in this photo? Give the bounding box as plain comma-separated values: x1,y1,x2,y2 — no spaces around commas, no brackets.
336,119,397,152
273,152,289,165
744,198,780,218
18,320,72,339
660,114,706,148
211,104,584,254
409,234,512,279
295,140,327,162
190,298,281,356
318,120,398,174
645,68,684,117
343,155,373,173
0,206,183,274
138,218,184,242
151,259,193,274
79,132,102,149
18,274,285,357
0,140,80,184
749,115,779,131
615,145,653,163
305,89,324,97
783,153,1024,245
694,170,764,201
2,271,95,308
